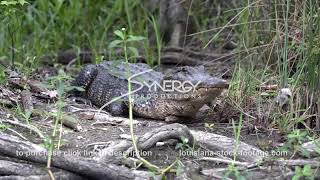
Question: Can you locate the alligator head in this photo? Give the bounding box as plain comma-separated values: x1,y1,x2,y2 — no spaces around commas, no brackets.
131,65,229,121
160,66,228,103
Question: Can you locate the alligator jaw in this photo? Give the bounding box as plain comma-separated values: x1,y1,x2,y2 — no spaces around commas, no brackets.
193,79,229,99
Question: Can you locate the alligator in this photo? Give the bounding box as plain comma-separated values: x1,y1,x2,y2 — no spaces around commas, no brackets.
72,60,228,122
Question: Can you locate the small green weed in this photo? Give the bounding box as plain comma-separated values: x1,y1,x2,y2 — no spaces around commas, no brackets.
41,69,82,176
175,136,193,152
110,28,160,173
224,164,246,180
280,129,311,157
224,114,245,179
0,65,7,84
0,123,10,131
109,28,146,63
292,165,315,180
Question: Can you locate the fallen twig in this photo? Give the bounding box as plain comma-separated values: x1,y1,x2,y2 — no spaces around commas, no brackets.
201,168,233,180
0,159,47,176
274,158,320,167
199,157,250,166
191,130,266,162
0,171,86,180
0,118,44,139
7,128,28,140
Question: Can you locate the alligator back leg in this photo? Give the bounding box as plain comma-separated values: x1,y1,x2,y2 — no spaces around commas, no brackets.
87,69,129,116
109,101,128,116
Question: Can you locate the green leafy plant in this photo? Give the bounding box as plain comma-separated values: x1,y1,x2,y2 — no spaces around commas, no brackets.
40,69,82,178
232,114,243,160
15,56,38,78
314,140,320,155
281,129,311,157
108,28,146,63
292,165,314,180
109,28,188,177
175,136,193,152
0,123,10,131
175,160,185,177
224,114,245,179
44,69,83,97
109,28,160,173
0,65,7,84
224,164,246,180
14,104,44,139
15,104,31,125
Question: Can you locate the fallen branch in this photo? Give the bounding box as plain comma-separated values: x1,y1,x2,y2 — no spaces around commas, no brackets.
274,158,320,167
97,123,194,162
191,130,266,162
0,159,46,175
7,128,28,140
201,168,232,180
96,120,265,164
199,157,250,167
136,123,194,150
0,159,86,179
0,132,149,180
0,171,86,180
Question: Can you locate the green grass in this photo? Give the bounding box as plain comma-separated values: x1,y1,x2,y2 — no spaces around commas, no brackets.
0,0,152,66
216,0,320,133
